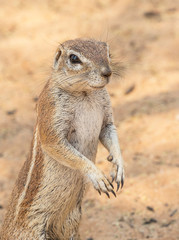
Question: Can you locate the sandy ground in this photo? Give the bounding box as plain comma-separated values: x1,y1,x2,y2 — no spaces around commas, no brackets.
0,0,179,239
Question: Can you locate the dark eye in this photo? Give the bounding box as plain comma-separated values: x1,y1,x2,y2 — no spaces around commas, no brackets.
69,54,82,64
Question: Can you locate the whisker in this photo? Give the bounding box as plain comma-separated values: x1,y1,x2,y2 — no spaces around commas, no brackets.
50,71,91,92
52,72,88,86
111,61,126,78
80,81,88,91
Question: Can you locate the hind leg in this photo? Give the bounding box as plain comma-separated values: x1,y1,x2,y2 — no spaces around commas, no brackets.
70,233,81,240
62,207,82,240
46,206,82,240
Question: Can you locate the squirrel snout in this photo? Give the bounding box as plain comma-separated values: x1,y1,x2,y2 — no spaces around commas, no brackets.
101,67,112,78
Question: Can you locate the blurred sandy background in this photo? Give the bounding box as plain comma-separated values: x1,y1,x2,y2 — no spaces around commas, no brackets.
0,0,179,239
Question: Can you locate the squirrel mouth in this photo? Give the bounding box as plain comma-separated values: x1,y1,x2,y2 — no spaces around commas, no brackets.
90,84,106,89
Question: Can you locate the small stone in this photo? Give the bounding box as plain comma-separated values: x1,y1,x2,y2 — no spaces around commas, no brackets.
143,11,160,19
170,209,177,217
124,84,135,95
118,216,125,222
6,109,17,115
143,218,157,225
146,206,155,212
161,220,176,227
33,97,38,102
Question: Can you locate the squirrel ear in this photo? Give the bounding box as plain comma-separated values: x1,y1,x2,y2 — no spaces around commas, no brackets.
53,48,62,70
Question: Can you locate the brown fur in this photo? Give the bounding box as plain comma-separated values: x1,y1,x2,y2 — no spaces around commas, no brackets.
17,137,44,224
1,38,124,240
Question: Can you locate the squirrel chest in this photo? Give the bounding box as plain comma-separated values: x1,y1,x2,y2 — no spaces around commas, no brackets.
67,96,104,161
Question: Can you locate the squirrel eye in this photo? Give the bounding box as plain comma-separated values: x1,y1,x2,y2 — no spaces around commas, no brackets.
69,54,82,64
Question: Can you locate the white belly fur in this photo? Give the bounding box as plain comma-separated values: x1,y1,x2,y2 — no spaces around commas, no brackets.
69,99,103,161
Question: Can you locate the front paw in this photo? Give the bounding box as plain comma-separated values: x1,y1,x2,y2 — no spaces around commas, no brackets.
87,167,116,198
107,154,124,191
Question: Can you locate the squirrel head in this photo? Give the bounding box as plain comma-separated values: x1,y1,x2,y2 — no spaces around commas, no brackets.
52,38,113,92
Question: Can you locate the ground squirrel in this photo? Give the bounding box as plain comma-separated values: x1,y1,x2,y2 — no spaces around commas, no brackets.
1,38,124,240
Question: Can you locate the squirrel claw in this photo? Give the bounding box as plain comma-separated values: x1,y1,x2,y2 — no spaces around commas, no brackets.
107,179,114,189
97,189,101,195
104,191,110,198
121,175,124,189
111,189,116,197
111,176,115,183
116,182,120,192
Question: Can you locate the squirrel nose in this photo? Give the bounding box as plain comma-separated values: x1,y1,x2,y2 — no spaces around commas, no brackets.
101,67,112,78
